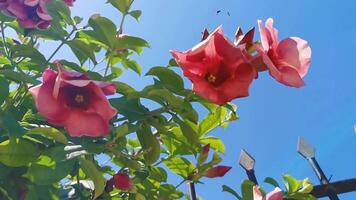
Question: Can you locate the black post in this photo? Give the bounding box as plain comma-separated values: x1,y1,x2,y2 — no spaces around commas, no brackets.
239,149,258,185
307,157,340,200
246,169,258,185
297,137,340,200
188,181,197,200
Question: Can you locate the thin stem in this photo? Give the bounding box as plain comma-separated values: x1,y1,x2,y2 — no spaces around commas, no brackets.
104,59,111,77
46,27,76,65
187,181,197,200
0,23,10,57
175,179,186,189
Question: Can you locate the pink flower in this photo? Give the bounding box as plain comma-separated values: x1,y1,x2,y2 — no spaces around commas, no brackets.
29,61,117,137
63,0,75,6
256,18,311,87
253,186,283,200
171,26,257,105
204,165,232,178
0,0,73,29
113,172,132,191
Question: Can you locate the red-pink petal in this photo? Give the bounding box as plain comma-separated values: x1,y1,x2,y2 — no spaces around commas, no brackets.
63,110,109,137
257,20,270,51
7,2,27,19
265,18,279,49
37,6,52,21
87,83,117,121
94,81,117,95
265,187,283,200
192,79,226,105
277,37,311,78
24,0,39,6
278,66,305,87
253,186,263,200
204,166,232,178
218,63,256,99
29,81,68,124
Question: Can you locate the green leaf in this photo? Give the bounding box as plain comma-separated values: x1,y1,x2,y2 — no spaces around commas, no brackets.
110,97,148,121
0,111,27,138
11,45,47,65
47,0,73,25
0,12,15,22
222,185,242,200
241,180,254,200
113,81,137,96
0,75,9,104
136,123,160,165
108,0,133,14
0,139,40,167
149,166,167,182
66,39,97,65
27,127,68,144
26,155,75,185
163,157,195,179
158,184,184,199
146,67,184,93
198,106,227,136
80,158,106,199
122,59,142,75
88,14,117,49
114,35,149,54
264,177,280,188
283,174,302,193
129,10,142,21
174,116,200,146
0,69,40,84
200,137,225,153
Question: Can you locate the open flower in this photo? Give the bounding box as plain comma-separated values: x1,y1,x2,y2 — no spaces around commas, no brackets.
29,61,117,137
0,0,74,29
253,186,283,200
256,18,311,87
171,26,257,105
113,172,132,191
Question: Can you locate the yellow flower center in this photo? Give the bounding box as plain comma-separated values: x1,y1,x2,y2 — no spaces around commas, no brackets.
75,94,85,103
207,74,216,83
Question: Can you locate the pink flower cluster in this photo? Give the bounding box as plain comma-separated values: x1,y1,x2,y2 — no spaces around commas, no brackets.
0,0,75,29
172,18,311,105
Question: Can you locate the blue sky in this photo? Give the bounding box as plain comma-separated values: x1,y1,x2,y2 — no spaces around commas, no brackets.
53,0,356,199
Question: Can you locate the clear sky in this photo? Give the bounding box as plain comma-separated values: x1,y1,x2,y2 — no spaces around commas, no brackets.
51,0,356,199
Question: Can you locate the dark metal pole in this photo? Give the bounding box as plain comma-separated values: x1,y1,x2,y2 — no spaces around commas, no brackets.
307,157,340,200
297,137,340,200
188,181,197,200
246,169,258,185
239,149,258,185
312,178,356,198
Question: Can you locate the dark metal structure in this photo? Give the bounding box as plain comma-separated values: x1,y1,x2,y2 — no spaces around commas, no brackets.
237,138,356,199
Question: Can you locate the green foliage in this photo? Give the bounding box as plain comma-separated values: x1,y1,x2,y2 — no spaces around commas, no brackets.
223,175,317,200
0,0,316,199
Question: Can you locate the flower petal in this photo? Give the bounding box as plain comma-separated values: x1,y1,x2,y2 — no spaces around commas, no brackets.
278,66,305,87
265,187,283,200
277,37,311,78
87,83,117,121
94,81,117,95
64,110,109,137
24,0,40,6
29,81,68,124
